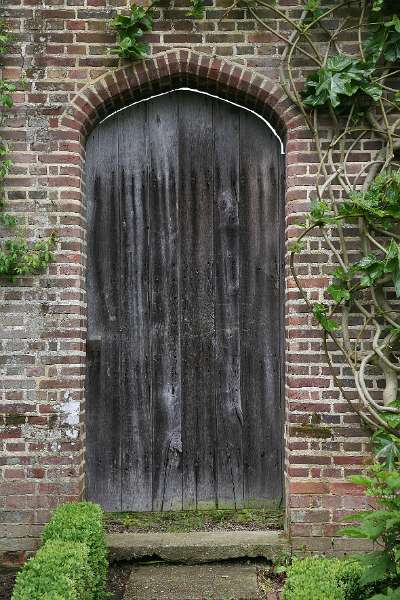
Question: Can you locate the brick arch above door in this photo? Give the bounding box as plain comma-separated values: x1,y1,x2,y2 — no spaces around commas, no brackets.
58,49,303,143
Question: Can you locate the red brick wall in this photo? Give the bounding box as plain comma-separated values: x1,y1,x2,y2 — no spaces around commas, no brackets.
1,0,373,561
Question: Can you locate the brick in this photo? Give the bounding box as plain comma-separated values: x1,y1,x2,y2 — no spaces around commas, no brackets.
290,482,330,494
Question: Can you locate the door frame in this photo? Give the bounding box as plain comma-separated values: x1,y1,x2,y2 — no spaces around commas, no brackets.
57,49,298,526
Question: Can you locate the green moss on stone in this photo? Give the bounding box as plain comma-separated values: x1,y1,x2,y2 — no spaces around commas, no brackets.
5,414,25,426
290,423,332,439
105,508,284,533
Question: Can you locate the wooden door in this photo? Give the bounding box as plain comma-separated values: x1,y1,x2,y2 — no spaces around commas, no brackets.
85,91,283,512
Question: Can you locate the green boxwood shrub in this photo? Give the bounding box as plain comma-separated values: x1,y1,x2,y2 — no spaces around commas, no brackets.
42,501,107,600
370,589,400,599
282,556,366,600
11,540,95,600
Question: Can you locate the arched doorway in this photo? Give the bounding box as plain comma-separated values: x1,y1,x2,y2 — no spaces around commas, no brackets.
85,89,284,512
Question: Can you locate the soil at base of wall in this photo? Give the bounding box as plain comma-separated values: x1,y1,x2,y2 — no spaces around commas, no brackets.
107,562,132,600
0,562,131,600
0,568,16,600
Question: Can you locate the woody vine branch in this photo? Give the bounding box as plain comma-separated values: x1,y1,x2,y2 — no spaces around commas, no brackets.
246,0,400,436
111,0,400,436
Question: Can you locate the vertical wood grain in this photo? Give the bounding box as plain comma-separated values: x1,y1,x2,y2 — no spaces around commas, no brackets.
239,109,283,507
213,101,243,509
85,120,122,510
179,93,217,510
148,95,182,511
118,104,152,511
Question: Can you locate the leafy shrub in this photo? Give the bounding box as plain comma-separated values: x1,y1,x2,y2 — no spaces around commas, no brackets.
11,540,94,600
0,235,56,283
370,589,400,600
282,556,365,600
339,442,400,595
42,502,107,600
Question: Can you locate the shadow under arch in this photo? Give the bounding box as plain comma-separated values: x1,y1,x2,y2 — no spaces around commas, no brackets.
99,86,285,154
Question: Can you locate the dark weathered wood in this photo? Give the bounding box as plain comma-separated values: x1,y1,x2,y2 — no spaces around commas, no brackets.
213,101,243,509
85,90,283,513
85,120,122,511
117,104,153,511
179,93,216,510
148,96,182,511
239,110,283,507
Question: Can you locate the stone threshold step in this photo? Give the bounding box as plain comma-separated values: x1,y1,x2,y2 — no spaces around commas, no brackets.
107,530,288,564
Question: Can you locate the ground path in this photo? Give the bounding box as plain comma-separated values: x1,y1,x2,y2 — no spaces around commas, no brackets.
123,562,262,600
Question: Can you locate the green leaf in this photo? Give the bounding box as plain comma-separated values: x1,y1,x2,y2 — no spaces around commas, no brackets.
326,283,351,303
369,589,400,600
0,212,17,228
348,475,372,485
371,0,385,11
361,80,383,101
302,52,383,110
186,0,205,19
111,3,156,60
288,240,305,254
358,551,394,585
312,303,339,333
339,525,372,538
385,15,400,35
373,431,400,470
304,0,322,17
309,199,334,225
366,15,400,64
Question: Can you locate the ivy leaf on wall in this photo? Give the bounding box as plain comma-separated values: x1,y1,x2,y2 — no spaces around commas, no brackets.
373,432,400,470
353,254,386,288
383,30,400,62
326,283,351,303
371,0,385,11
384,240,400,297
365,15,400,63
186,0,205,19
110,3,156,60
312,303,339,333
304,0,322,18
340,171,400,229
288,240,305,254
302,54,382,109
309,199,338,225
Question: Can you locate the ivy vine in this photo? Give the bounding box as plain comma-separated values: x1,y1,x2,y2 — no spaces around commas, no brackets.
0,20,55,282
110,0,400,437
110,0,204,59
110,4,157,60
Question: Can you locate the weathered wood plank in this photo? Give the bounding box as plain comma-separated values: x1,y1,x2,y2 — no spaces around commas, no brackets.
85,120,122,511
148,95,183,511
213,100,243,509
239,110,283,507
179,93,216,510
118,104,152,511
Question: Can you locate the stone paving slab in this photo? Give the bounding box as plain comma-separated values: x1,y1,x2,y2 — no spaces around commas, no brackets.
108,530,287,564
123,562,261,600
